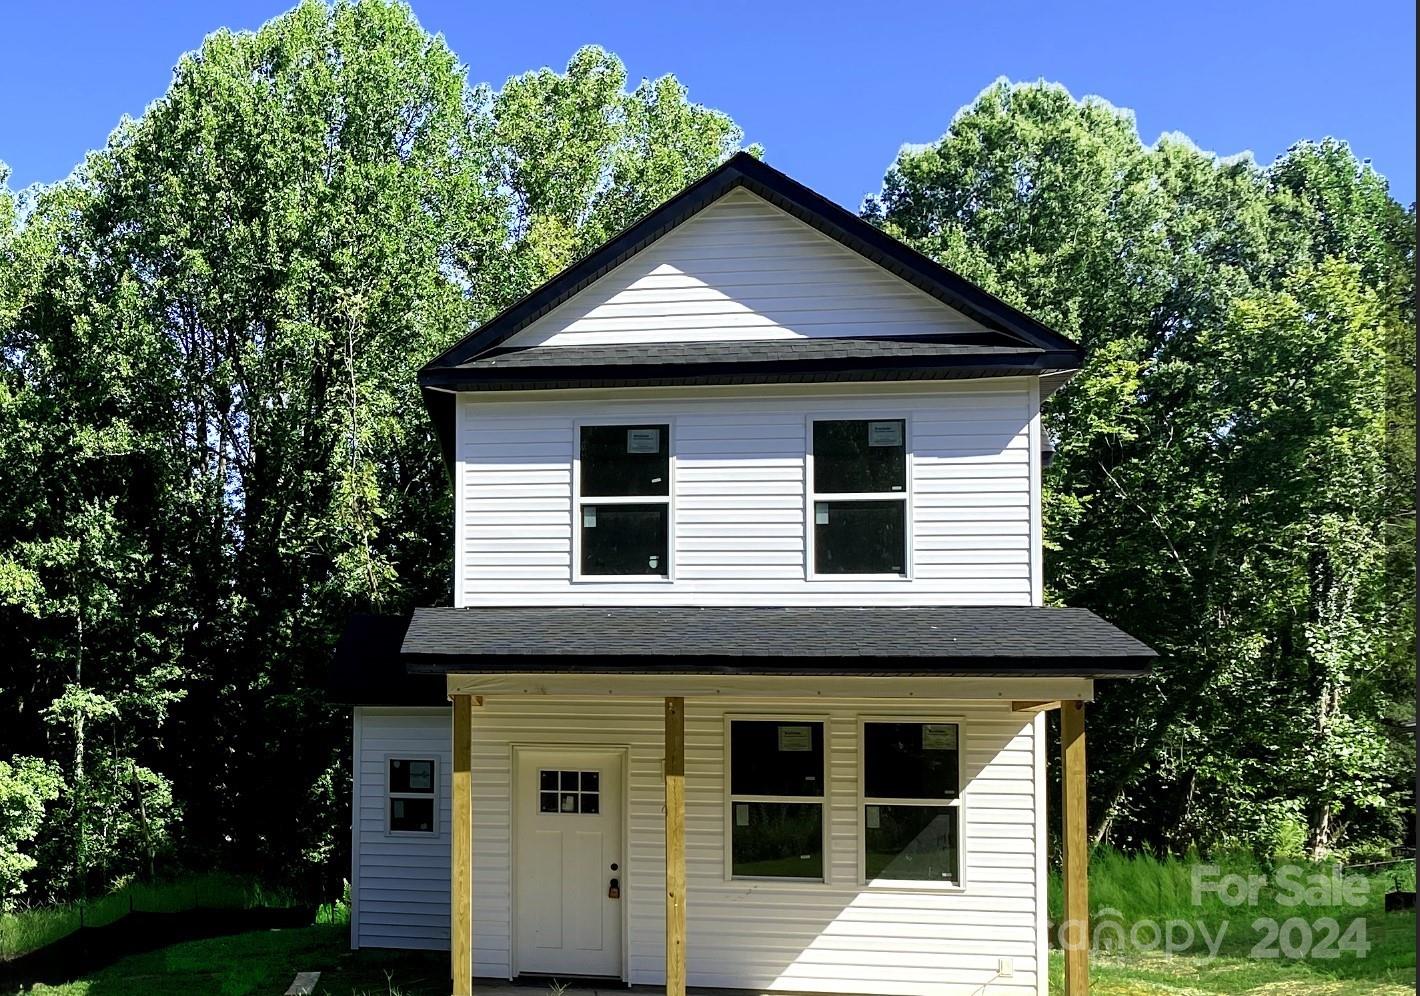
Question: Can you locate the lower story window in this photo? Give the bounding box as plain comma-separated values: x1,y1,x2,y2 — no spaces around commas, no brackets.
388,757,437,835
728,719,825,881
862,721,962,883
731,802,824,879
864,805,958,882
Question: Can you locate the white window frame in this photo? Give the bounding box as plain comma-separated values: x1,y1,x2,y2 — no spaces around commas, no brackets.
856,715,967,890
571,418,675,583
385,755,440,838
723,714,831,886
805,415,913,581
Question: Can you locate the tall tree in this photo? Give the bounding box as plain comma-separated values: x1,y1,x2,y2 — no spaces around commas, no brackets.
0,2,751,895
866,81,1415,855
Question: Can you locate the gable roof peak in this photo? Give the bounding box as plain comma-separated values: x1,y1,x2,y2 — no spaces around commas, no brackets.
421,152,1081,376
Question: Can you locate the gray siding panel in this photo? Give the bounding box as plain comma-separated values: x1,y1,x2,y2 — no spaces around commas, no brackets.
352,707,452,950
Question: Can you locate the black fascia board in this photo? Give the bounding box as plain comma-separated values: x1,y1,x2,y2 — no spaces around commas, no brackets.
420,152,1083,376
417,350,1073,389
420,385,457,475
402,652,1151,679
419,347,1080,390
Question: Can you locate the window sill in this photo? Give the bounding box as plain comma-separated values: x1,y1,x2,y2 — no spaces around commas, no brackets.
805,573,912,582
724,876,833,890
861,878,966,893
572,575,674,584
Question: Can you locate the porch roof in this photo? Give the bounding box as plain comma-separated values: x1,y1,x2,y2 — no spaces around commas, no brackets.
398,605,1154,679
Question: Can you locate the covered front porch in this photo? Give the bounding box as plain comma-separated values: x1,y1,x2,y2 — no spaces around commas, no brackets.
401,605,1152,996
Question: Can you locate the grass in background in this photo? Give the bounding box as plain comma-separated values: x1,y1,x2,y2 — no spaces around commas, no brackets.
9,855,1415,994
0,874,298,963
10,924,449,996
14,924,347,996
1047,849,1417,993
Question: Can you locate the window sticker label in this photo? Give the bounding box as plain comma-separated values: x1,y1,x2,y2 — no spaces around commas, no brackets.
583,507,597,528
814,505,829,525
778,725,813,752
865,804,881,829
923,724,958,750
735,803,750,827
868,421,903,447
626,428,661,453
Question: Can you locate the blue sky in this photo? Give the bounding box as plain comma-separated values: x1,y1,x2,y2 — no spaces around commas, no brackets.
2,1,1415,209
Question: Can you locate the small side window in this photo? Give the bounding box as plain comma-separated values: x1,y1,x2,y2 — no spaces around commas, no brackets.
388,758,438,835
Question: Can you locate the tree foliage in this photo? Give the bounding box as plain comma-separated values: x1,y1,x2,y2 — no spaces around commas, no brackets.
0,13,1412,910
0,0,747,903
867,81,1415,856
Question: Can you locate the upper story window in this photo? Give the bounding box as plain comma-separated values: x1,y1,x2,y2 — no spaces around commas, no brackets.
810,419,907,576
576,423,670,578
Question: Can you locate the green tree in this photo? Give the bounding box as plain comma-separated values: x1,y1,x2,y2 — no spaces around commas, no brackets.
1,2,750,897
867,80,1414,855
0,757,63,911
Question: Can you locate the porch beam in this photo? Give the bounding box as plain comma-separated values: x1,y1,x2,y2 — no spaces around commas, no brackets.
1011,700,1061,713
451,694,473,996
1060,699,1089,996
446,673,1096,702
664,697,686,996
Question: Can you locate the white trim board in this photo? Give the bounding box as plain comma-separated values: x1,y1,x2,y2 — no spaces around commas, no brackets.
446,673,1094,701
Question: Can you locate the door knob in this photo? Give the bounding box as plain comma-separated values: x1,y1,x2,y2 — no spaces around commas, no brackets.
607,877,621,899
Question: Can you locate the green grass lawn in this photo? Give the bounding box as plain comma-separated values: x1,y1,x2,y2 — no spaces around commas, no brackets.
8,910,1414,995
1050,909,1416,995
9,849,1416,996
9,924,448,996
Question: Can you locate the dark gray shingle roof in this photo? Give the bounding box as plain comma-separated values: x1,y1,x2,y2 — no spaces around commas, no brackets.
462,338,1045,370
400,605,1154,678
327,613,447,706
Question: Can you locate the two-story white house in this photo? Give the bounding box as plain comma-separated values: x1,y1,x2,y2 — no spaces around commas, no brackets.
329,153,1153,996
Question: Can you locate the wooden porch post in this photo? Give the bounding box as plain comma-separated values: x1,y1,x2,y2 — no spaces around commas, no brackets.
664,697,686,996
451,694,473,996
1060,700,1089,996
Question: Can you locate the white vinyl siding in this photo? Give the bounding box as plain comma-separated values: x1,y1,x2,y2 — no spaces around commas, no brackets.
456,381,1036,607
352,708,452,950
502,188,992,348
350,696,1045,995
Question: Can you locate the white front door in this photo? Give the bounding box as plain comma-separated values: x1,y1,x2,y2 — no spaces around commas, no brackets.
514,748,624,979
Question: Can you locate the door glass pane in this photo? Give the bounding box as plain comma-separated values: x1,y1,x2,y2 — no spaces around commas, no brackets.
864,805,958,882
581,424,669,496
813,420,905,493
863,722,960,799
731,802,823,879
814,500,905,574
581,503,668,576
729,721,824,797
